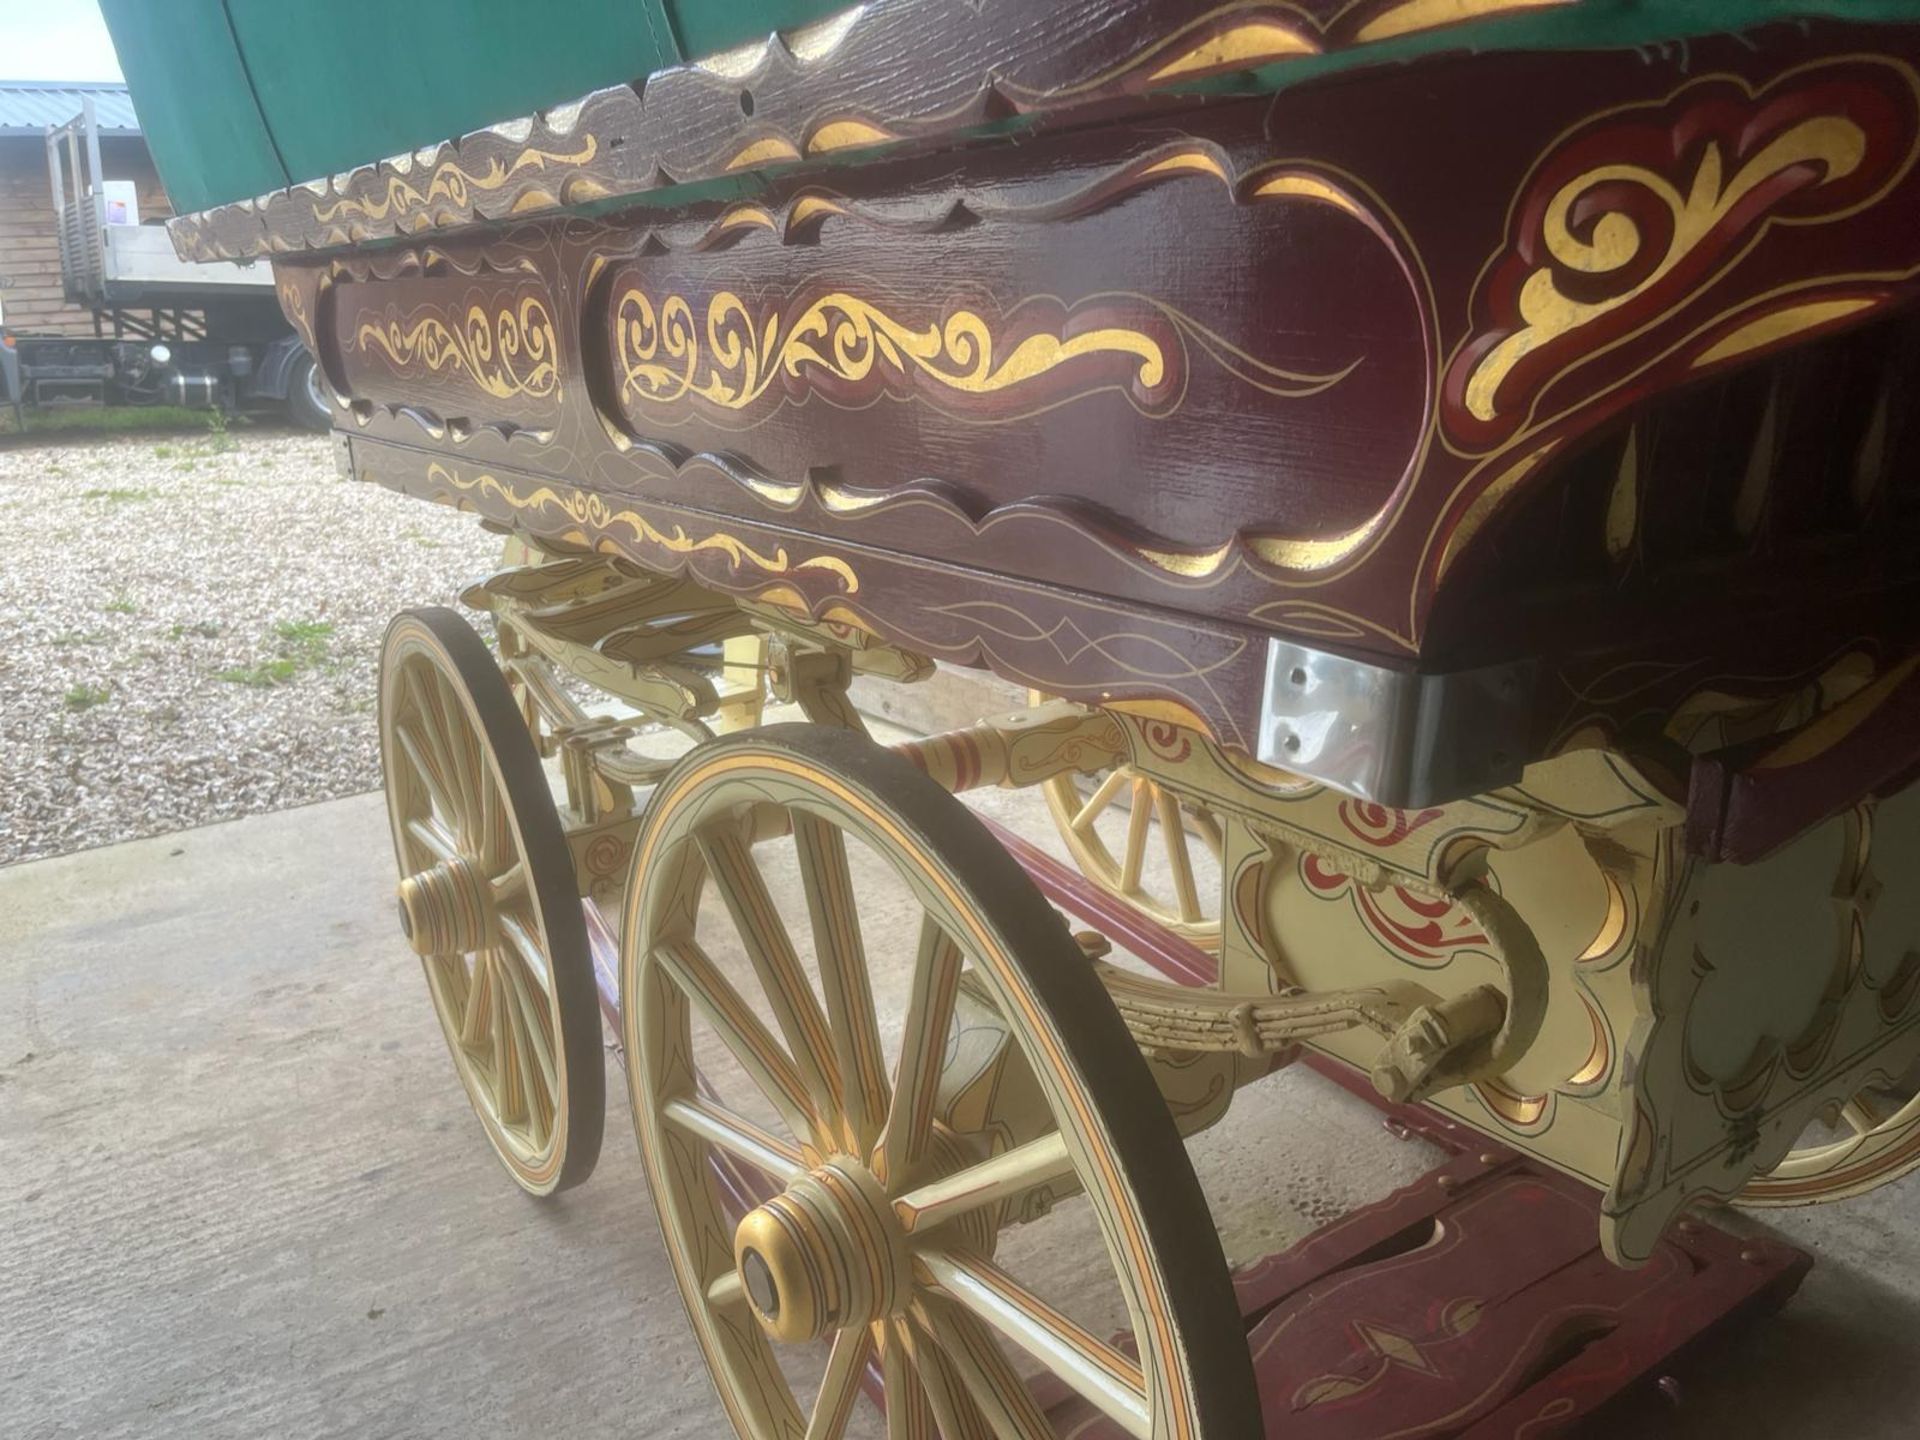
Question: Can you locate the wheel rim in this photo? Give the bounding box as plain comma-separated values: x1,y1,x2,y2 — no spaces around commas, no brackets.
379,606,603,1195
1740,1068,1920,1206
304,354,328,412
1040,765,1225,951
621,725,1258,1440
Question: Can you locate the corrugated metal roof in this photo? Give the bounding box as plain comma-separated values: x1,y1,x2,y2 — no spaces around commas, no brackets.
0,82,140,138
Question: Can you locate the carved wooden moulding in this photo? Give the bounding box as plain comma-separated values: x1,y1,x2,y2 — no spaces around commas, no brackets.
169,0,1627,264
281,22,1920,759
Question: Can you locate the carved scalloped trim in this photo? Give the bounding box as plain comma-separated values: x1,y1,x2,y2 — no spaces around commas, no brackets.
167,0,1580,263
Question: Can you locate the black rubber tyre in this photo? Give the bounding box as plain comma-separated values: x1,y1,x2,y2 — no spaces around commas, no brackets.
284,349,332,431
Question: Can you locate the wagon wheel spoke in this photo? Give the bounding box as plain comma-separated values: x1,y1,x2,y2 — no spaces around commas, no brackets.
877,914,964,1186
460,951,495,1053
663,1095,806,1183
427,951,471,1014
496,936,560,1102
490,859,528,905
490,952,519,1120
404,670,467,829
1118,778,1153,898
476,769,512,873
395,723,459,831
921,1250,1150,1439
497,909,553,991
1155,787,1203,924
405,814,459,866
892,1132,1074,1234
431,669,487,847
698,825,844,1129
1070,768,1130,834
654,937,818,1142
1844,1095,1894,1135
804,1325,873,1440
914,1295,1057,1440
794,811,891,1154
899,1318,997,1440
882,1320,939,1440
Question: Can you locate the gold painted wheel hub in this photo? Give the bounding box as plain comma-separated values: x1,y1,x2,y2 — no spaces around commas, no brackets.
733,1158,910,1345
396,855,495,957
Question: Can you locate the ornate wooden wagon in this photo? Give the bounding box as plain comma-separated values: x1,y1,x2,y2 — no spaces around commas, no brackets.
111,0,1920,1433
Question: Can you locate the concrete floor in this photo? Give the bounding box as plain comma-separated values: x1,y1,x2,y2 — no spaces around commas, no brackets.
5,788,1920,1438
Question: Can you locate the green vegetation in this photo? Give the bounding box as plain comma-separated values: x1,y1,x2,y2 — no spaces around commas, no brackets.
51,630,108,647
103,595,138,615
204,407,237,455
0,405,219,440
273,618,335,665
166,620,222,640
215,658,299,688
214,618,335,689
63,682,110,711
80,487,154,504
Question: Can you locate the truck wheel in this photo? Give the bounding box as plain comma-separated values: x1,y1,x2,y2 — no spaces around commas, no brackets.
285,351,332,431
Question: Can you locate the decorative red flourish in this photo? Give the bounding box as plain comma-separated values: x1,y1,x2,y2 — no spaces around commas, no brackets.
1300,853,1488,964
1139,719,1193,763
1338,799,1445,848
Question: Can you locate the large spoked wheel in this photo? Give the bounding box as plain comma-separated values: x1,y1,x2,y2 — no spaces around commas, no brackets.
379,606,604,1196
621,724,1259,1440
1740,1064,1920,1206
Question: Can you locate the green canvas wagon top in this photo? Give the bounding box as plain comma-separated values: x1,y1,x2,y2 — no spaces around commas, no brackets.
105,0,1920,219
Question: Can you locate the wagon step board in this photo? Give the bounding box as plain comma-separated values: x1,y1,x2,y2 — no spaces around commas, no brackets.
579,881,1808,1439
1053,1135,1807,1439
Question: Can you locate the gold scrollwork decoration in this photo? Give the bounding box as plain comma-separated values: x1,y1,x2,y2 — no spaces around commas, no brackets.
353,295,560,402
1463,113,1869,427
613,287,1167,414
313,138,599,226
421,461,859,594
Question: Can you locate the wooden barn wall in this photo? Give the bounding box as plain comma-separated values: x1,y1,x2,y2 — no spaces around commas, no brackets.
0,136,171,337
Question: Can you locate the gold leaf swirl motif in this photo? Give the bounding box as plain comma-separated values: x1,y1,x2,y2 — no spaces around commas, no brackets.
314,137,598,225
1462,114,1867,427
277,277,313,351
420,462,859,593
615,287,1166,413
354,296,560,401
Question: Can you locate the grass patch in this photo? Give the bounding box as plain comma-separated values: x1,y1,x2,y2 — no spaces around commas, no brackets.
273,618,334,647
52,630,108,647
64,682,110,711
166,620,222,640
0,405,223,439
80,487,154,504
204,408,237,454
103,594,138,615
214,618,334,689
215,658,299,688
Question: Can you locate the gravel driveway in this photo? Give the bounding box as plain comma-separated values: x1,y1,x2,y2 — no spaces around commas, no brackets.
0,428,501,866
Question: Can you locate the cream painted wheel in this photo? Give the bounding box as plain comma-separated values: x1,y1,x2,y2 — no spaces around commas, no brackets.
1039,765,1225,951
379,607,604,1195
1740,1066,1920,1206
621,725,1259,1440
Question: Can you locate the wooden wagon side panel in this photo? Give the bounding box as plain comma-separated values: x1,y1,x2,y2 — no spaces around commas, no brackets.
276,21,1920,769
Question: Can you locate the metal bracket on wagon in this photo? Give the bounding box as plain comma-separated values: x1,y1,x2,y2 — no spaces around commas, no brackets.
1258,638,1536,807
